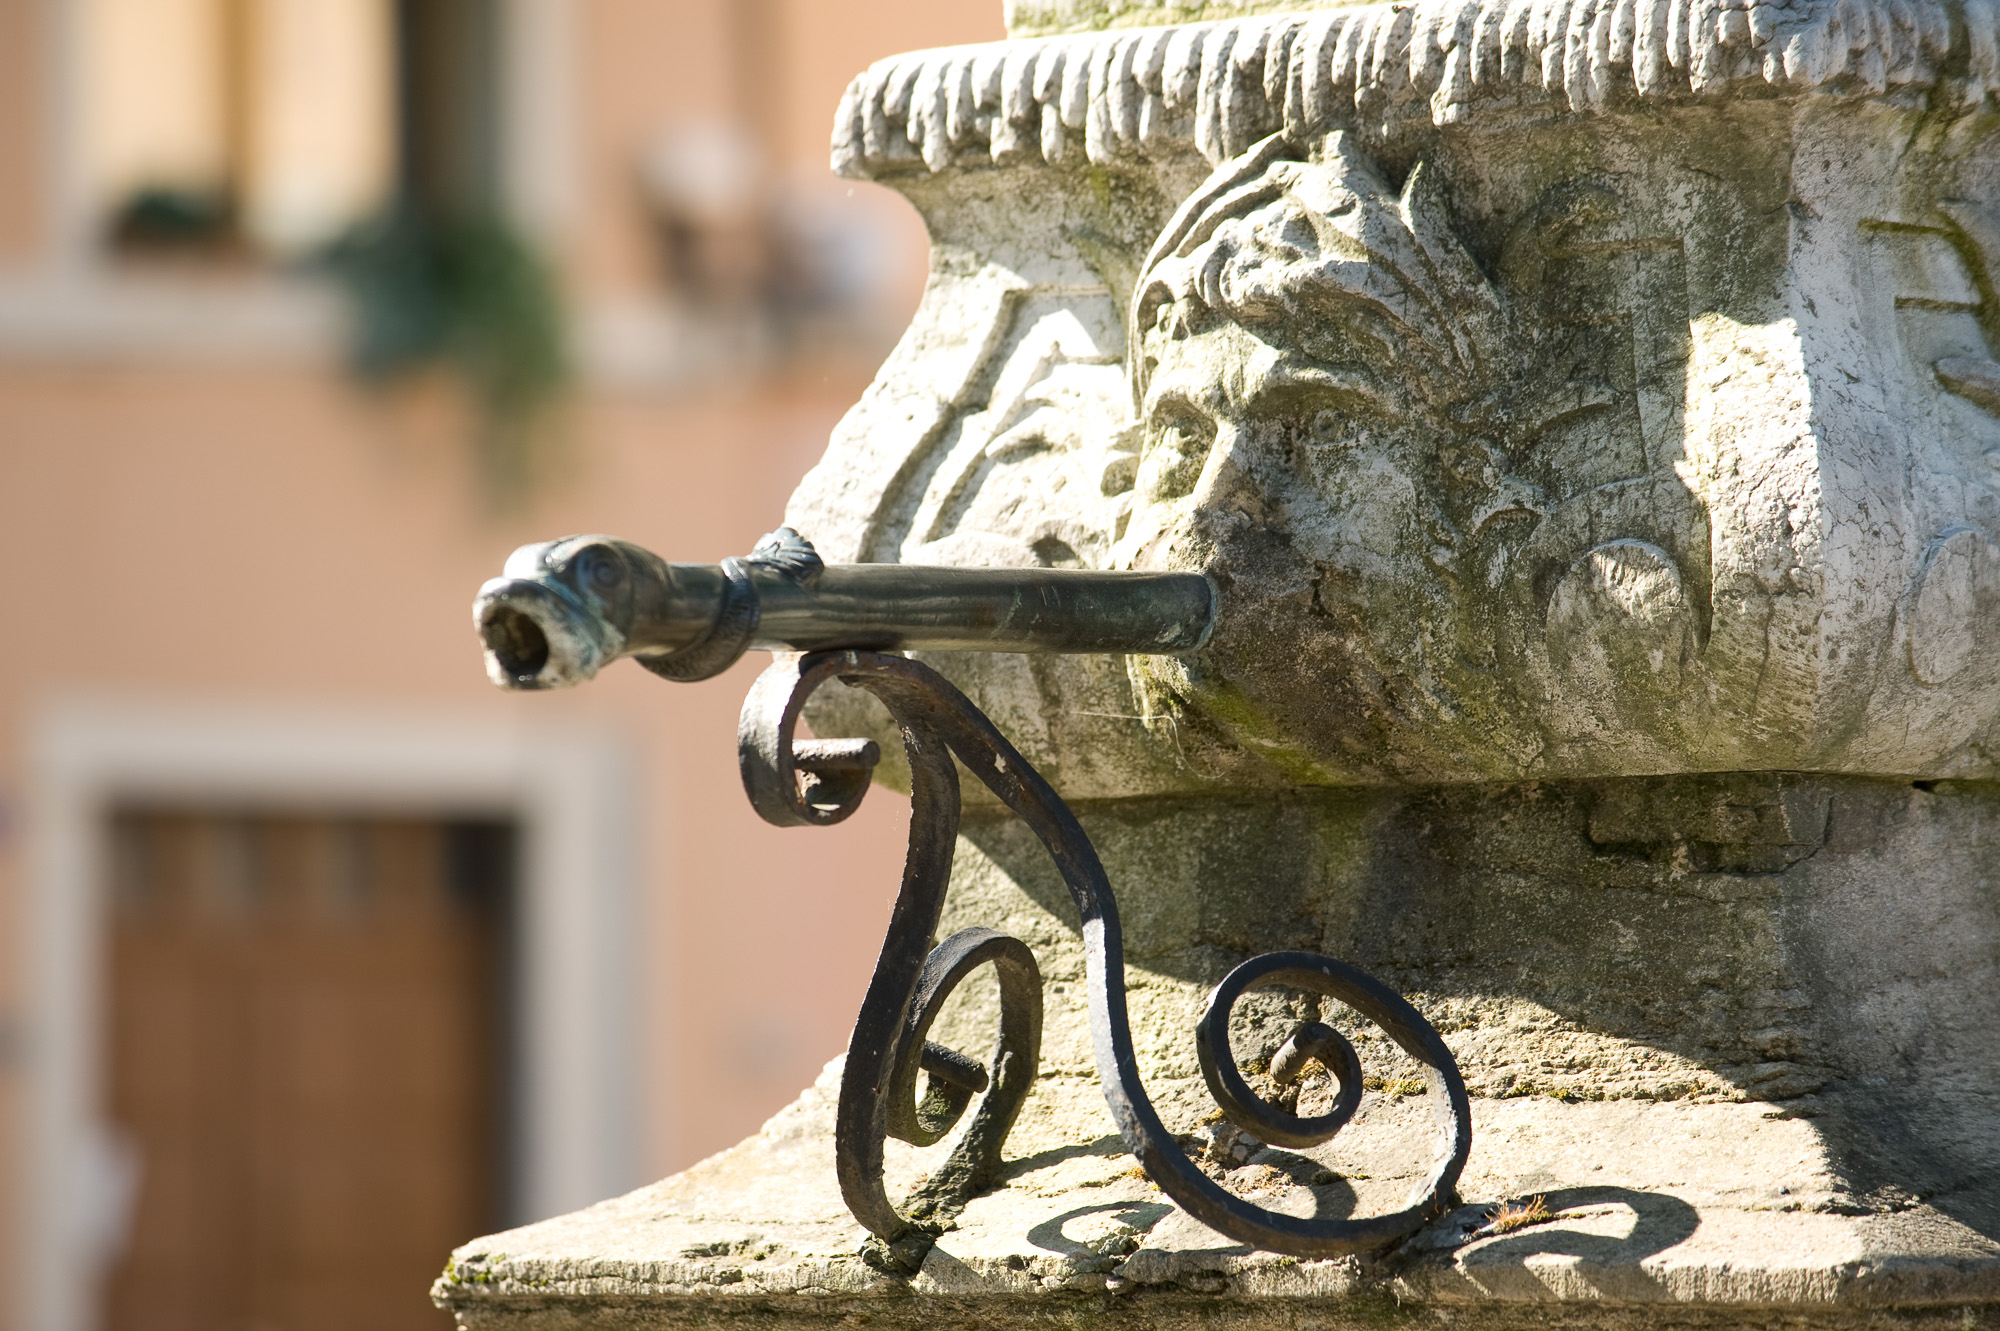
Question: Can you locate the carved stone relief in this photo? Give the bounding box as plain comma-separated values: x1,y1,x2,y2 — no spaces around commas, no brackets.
894,296,1134,571
1902,526,2000,688
1114,131,1733,776
810,131,1725,783
1858,187,2000,722
788,10,2000,791
835,3,2000,184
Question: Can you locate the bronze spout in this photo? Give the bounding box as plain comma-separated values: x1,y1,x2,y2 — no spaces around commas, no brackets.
474,528,1215,690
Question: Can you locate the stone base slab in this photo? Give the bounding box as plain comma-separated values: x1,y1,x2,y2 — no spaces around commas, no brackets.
434,1059,2000,1329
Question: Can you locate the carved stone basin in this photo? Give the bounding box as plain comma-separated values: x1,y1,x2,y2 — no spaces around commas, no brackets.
795,8,2000,794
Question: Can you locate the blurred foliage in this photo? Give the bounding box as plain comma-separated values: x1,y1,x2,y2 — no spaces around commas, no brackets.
324,208,568,504
110,186,236,251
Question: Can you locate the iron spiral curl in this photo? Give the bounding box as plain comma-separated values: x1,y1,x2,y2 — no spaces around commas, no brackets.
739,649,1472,1258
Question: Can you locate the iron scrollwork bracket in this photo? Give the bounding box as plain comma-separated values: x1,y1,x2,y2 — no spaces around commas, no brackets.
475,528,1472,1263
739,649,1471,1263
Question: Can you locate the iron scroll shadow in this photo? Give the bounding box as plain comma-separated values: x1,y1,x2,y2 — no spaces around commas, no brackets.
737,649,1474,1258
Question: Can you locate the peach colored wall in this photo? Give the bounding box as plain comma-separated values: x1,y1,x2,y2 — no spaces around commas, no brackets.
571,0,729,298
566,0,1004,309
538,0,1001,1165
768,0,1006,167
0,0,45,263
0,361,918,1178
0,8,1008,1303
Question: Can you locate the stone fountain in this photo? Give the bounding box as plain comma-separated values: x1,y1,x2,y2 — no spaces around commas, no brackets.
436,0,2000,1324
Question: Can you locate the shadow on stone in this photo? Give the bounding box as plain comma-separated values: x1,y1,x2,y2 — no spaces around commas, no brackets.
1255,1146,1360,1212
1025,1199,1176,1257
1001,1135,1128,1178
1460,1185,1701,1275
953,776,2000,1229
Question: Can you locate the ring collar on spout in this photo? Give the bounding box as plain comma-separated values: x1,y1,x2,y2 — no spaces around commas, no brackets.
642,529,823,682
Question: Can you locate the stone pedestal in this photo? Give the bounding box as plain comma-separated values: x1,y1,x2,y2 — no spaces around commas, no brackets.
434,777,1999,1327
438,1,2000,1324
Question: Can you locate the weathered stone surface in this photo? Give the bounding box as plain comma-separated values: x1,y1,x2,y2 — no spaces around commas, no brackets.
802,21,2000,792
434,1062,2000,1326
1005,2,1338,37
438,777,2000,1325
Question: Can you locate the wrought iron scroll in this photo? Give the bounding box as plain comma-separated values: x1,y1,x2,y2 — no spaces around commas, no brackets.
738,648,1473,1259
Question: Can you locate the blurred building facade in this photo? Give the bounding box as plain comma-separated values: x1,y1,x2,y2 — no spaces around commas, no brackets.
0,1,1001,1327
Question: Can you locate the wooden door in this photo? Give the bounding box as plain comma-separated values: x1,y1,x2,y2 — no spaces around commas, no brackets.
103,810,513,1331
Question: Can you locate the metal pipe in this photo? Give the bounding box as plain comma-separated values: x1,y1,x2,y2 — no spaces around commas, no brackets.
473,528,1215,690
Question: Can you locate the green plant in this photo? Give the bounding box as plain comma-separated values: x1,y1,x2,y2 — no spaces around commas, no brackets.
324,207,568,503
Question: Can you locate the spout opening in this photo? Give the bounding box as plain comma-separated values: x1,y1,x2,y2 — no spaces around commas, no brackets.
473,576,621,691
483,605,552,685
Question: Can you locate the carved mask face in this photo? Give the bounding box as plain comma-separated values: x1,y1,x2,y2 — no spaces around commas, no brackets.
1114,133,1725,778
1120,133,1512,582
1124,319,1427,575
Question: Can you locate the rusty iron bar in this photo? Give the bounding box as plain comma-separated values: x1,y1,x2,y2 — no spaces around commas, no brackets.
472,529,1472,1262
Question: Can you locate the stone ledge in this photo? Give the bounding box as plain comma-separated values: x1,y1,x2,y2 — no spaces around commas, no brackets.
1005,3,1337,39
434,1060,2000,1329
435,1297,1997,1331
834,0,2000,181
